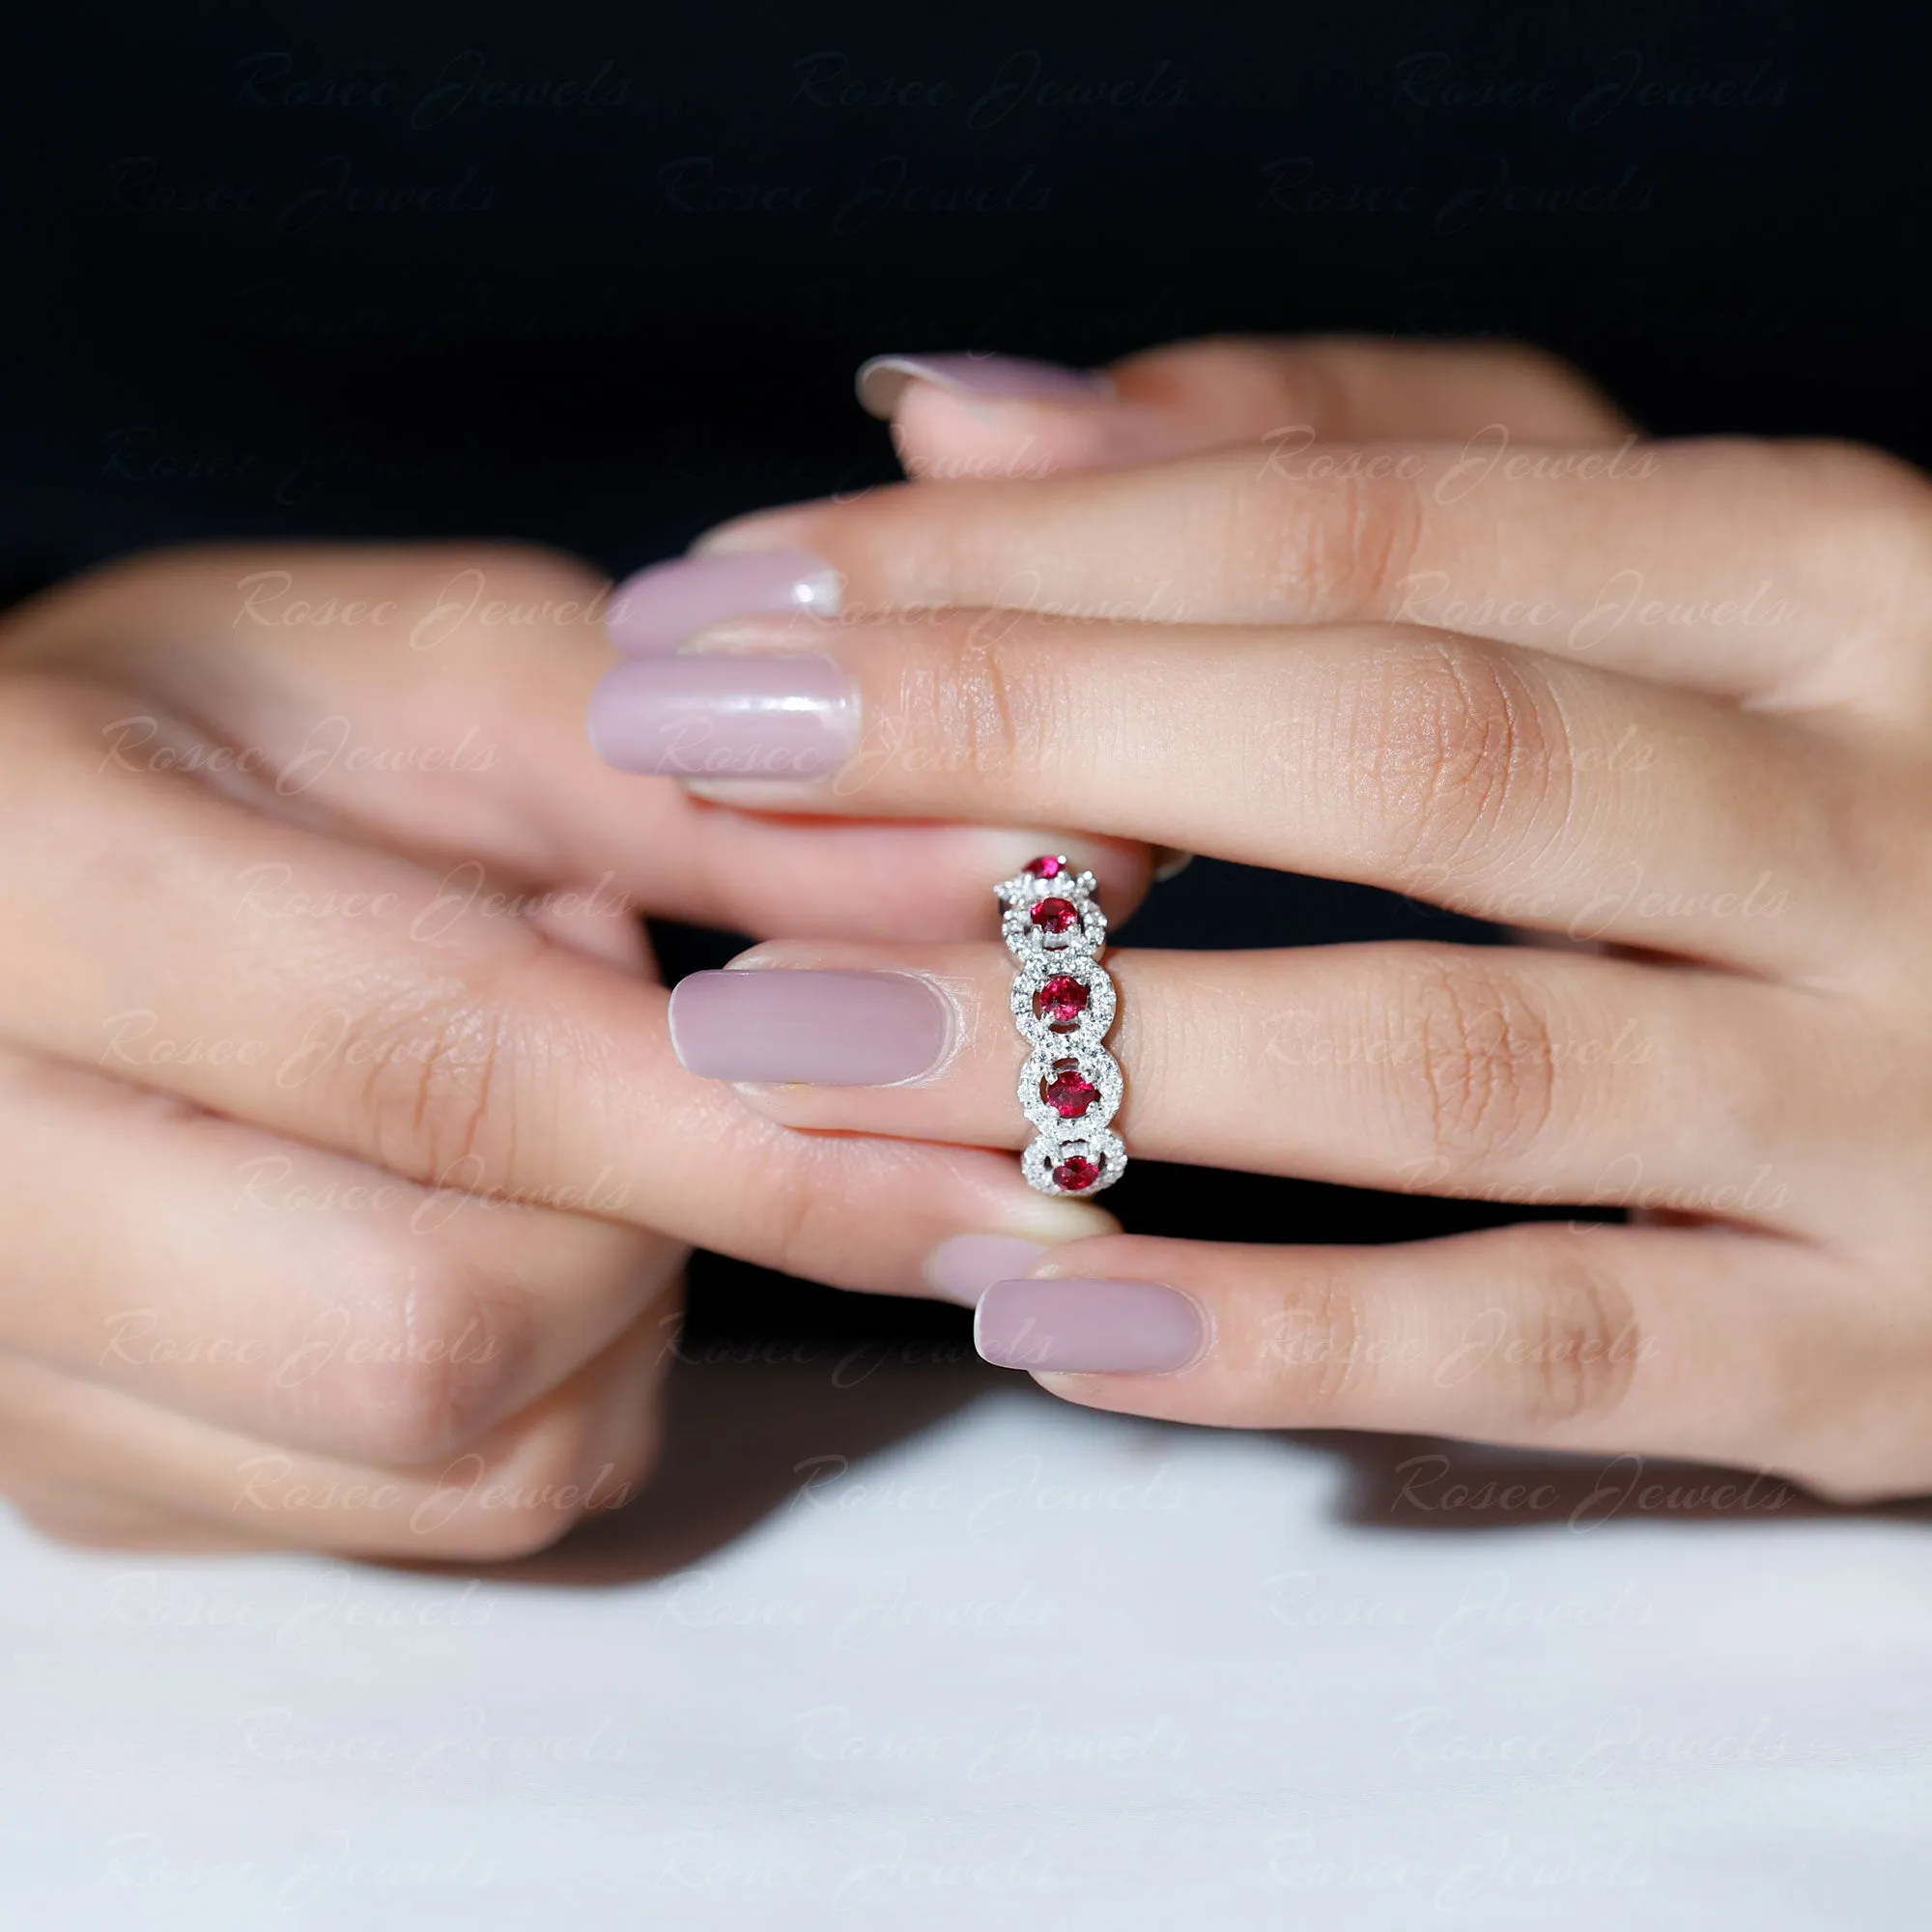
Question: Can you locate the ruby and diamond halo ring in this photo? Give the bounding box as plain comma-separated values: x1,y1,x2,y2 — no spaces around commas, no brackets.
996,855,1126,1197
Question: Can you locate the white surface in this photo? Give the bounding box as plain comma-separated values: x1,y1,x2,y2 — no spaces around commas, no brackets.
3,1361,1928,1929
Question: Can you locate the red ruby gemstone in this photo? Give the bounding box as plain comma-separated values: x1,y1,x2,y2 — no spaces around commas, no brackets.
1036,975,1090,1028
1043,1066,1099,1119
1031,896,1078,934
1052,1154,1101,1192
1024,855,1065,878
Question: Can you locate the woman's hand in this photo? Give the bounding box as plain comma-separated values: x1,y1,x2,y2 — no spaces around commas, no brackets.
0,545,1133,1555
593,335,1932,1501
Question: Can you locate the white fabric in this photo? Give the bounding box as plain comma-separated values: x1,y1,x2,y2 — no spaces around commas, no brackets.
2,1366,1925,1929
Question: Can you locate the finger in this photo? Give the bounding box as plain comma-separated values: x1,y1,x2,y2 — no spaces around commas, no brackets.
697,438,1932,711
0,680,1115,1295
876,336,1632,480
7,545,1149,942
0,1305,671,1561
592,612,1876,976
672,939,1867,1242
966,1225,1900,1495
0,1041,679,1464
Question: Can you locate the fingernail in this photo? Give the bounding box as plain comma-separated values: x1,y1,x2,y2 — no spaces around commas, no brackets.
587,655,858,780
975,1278,1206,1374
924,1235,1049,1308
606,551,841,656
1151,847,1195,884
668,969,951,1085
856,353,1115,419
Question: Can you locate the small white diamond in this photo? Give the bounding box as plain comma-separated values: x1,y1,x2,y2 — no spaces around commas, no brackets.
1003,868,1124,1196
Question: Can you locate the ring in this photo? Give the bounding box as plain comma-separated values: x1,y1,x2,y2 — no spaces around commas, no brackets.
997,855,1126,1196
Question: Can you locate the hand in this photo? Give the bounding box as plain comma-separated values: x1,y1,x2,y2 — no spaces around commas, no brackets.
0,545,1135,1555
592,335,1932,1501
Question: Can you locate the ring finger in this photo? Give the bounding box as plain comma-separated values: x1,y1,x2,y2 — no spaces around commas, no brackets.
666,938,1877,1243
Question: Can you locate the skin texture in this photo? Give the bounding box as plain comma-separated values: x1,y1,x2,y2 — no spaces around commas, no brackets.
0,546,1138,1555
652,334,1932,1502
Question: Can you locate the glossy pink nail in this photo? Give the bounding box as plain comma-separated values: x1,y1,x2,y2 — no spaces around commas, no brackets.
587,654,857,780
668,969,951,1085
606,550,841,656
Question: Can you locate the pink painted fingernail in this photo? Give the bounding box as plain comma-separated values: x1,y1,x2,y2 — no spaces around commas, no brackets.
924,1236,1050,1308
668,969,951,1085
606,550,841,656
856,353,1115,419
587,654,857,780
975,1278,1206,1374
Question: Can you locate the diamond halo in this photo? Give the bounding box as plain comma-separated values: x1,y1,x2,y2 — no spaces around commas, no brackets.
997,856,1125,1197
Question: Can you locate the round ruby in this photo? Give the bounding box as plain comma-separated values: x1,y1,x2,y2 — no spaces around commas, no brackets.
1036,974,1090,1028
1031,896,1078,934
1043,1066,1099,1119
1052,1154,1101,1192
1024,855,1065,878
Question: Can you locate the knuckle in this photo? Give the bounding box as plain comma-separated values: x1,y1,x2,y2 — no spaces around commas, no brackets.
1257,1264,1370,1418
895,622,1061,785
302,1252,533,1467
1303,469,1426,614
1384,951,1566,1167
1348,635,1568,887
329,976,519,1189
1473,1232,1644,1429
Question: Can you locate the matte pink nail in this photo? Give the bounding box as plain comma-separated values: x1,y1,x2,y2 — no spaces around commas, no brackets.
668,969,951,1085
856,353,1115,419
975,1278,1206,1374
924,1236,1050,1308
606,550,841,656
587,654,857,780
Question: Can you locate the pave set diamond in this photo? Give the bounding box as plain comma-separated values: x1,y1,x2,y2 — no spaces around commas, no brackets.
996,855,1126,1196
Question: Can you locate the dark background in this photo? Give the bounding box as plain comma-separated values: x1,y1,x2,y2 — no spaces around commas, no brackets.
0,1,1903,1352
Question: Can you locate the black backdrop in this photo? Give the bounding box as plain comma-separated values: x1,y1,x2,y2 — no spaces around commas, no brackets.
1,2,1911,1350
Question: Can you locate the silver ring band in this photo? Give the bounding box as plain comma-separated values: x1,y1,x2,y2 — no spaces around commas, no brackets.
996,856,1125,1196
